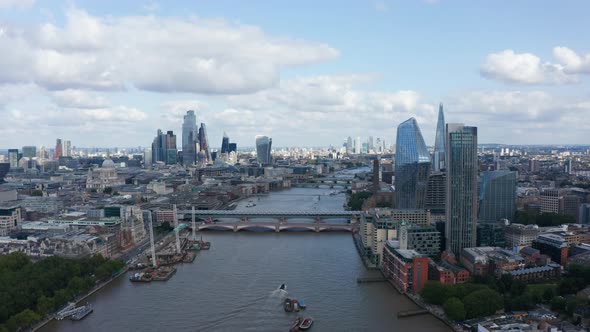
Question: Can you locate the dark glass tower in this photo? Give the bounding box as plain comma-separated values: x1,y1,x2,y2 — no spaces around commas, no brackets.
221,132,230,154
182,111,198,166
255,135,272,165
479,170,517,223
445,124,478,255
394,118,431,209
433,103,445,172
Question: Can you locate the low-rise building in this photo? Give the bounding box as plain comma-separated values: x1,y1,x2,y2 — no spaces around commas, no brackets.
532,233,569,266
504,223,540,249
428,259,470,285
381,240,428,293
0,204,22,236
509,263,561,282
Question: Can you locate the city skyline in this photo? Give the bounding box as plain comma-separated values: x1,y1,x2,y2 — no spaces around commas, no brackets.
0,1,589,147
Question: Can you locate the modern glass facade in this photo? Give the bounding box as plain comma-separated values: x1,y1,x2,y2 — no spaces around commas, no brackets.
256,135,272,165
445,124,478,255
152,130,177,165
221,133,230,154
182,111,198,166
395,118,431,209
433,103,446,172
198,123,212,164
479,170,517,223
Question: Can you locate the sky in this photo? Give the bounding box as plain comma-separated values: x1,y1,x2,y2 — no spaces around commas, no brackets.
0,0,589,149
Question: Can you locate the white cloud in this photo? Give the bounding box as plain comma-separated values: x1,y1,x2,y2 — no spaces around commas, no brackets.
52,89,109,109
0,0,34,10
553,46,590,74
480,49,575,84
0,8,339,94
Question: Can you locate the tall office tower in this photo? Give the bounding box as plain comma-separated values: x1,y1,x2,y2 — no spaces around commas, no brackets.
395,118,431,209
143,148,152,167
221,132,230,154
55,139,63,159
151,130,177,165
433,103,446,172
346,136,353,154
375,138,382,153
182,111,198,166
228,143,237,153
356,136,361,154
255,135,272,165
198,123,212,164
445,123,478,255
8,149,19,169
22,146,36,159
64,140,72,157
529,159,540,173
479,170,517,223
165,131,177,165
426,172,446,214
368,136,374,152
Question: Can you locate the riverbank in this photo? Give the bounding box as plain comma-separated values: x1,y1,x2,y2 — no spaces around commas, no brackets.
31,267,128,332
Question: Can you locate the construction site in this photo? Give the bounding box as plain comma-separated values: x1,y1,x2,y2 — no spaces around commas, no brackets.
129,206,210,283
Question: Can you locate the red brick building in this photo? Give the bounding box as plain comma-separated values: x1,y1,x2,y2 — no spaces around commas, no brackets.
429,259,470,285
382,241,429,293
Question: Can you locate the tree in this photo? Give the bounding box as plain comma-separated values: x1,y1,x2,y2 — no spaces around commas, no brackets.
463,289,504,318
31,190,43,197
551,296,566,311
421,282,456,305
542,287,555,303
444,297,466,321
103,187,113,194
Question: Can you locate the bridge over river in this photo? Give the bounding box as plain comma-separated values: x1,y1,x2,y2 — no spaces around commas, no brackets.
194,221,357,232
178,209,361,222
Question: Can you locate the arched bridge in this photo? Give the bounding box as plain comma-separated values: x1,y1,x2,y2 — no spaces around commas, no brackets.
178,210,361,223
195,221,356,233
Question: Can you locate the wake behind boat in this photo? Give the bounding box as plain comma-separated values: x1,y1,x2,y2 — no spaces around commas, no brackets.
279,284,287,291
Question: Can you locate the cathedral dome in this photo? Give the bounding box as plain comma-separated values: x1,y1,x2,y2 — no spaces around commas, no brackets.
102,159,115,168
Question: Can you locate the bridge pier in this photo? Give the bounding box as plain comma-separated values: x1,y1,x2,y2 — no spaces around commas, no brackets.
233,224,238,232
314,225,320,233
275,224,280,232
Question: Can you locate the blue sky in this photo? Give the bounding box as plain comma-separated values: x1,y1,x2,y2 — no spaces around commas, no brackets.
0,0,589,148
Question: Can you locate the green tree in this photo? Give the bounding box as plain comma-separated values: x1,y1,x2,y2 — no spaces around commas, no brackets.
36,296,54,316
542,287,555,303
4,309,41,332
551,296,566,311
103,187,113,194
31,190,43,197
443,297,466,321
421,282,456,305
463,289,504,318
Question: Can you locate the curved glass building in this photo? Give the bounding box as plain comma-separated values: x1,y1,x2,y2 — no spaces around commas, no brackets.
255,135,272,165
395,118,431,209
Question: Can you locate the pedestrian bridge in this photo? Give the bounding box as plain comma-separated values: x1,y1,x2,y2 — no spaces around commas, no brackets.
194,221,357,233
178,210,361,222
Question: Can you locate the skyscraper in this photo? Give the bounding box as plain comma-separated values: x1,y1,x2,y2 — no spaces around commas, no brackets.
55,139,63,159
433,103,446,172
64,140,72,157
346,136,353,154
182,111,198,166
22,146,36,159
395,118,431,209
152,130,177,165
445,124,478,255
221,132,230,154
356,136,361,154
255,135,272,165
8,149,19,169
479,170,517,224
198,123,212,164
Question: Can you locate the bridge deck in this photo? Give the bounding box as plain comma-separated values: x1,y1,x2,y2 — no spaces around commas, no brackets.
179,210,360,217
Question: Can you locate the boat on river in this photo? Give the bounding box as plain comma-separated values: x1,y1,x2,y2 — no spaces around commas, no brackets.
284,298,294,312
279,284,287,291
298,299,306,309
299,317,313,330
70,304,93,321
289,317,303,332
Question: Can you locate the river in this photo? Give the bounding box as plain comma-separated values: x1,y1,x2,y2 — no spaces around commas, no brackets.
42,186,449,332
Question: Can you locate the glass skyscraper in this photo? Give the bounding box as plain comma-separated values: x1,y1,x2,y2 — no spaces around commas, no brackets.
182,111,198,166
445,123,478,255
221,132,230,154
479,170,517,223
433,103,445,172
395,118,431,209
255,135,272,165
